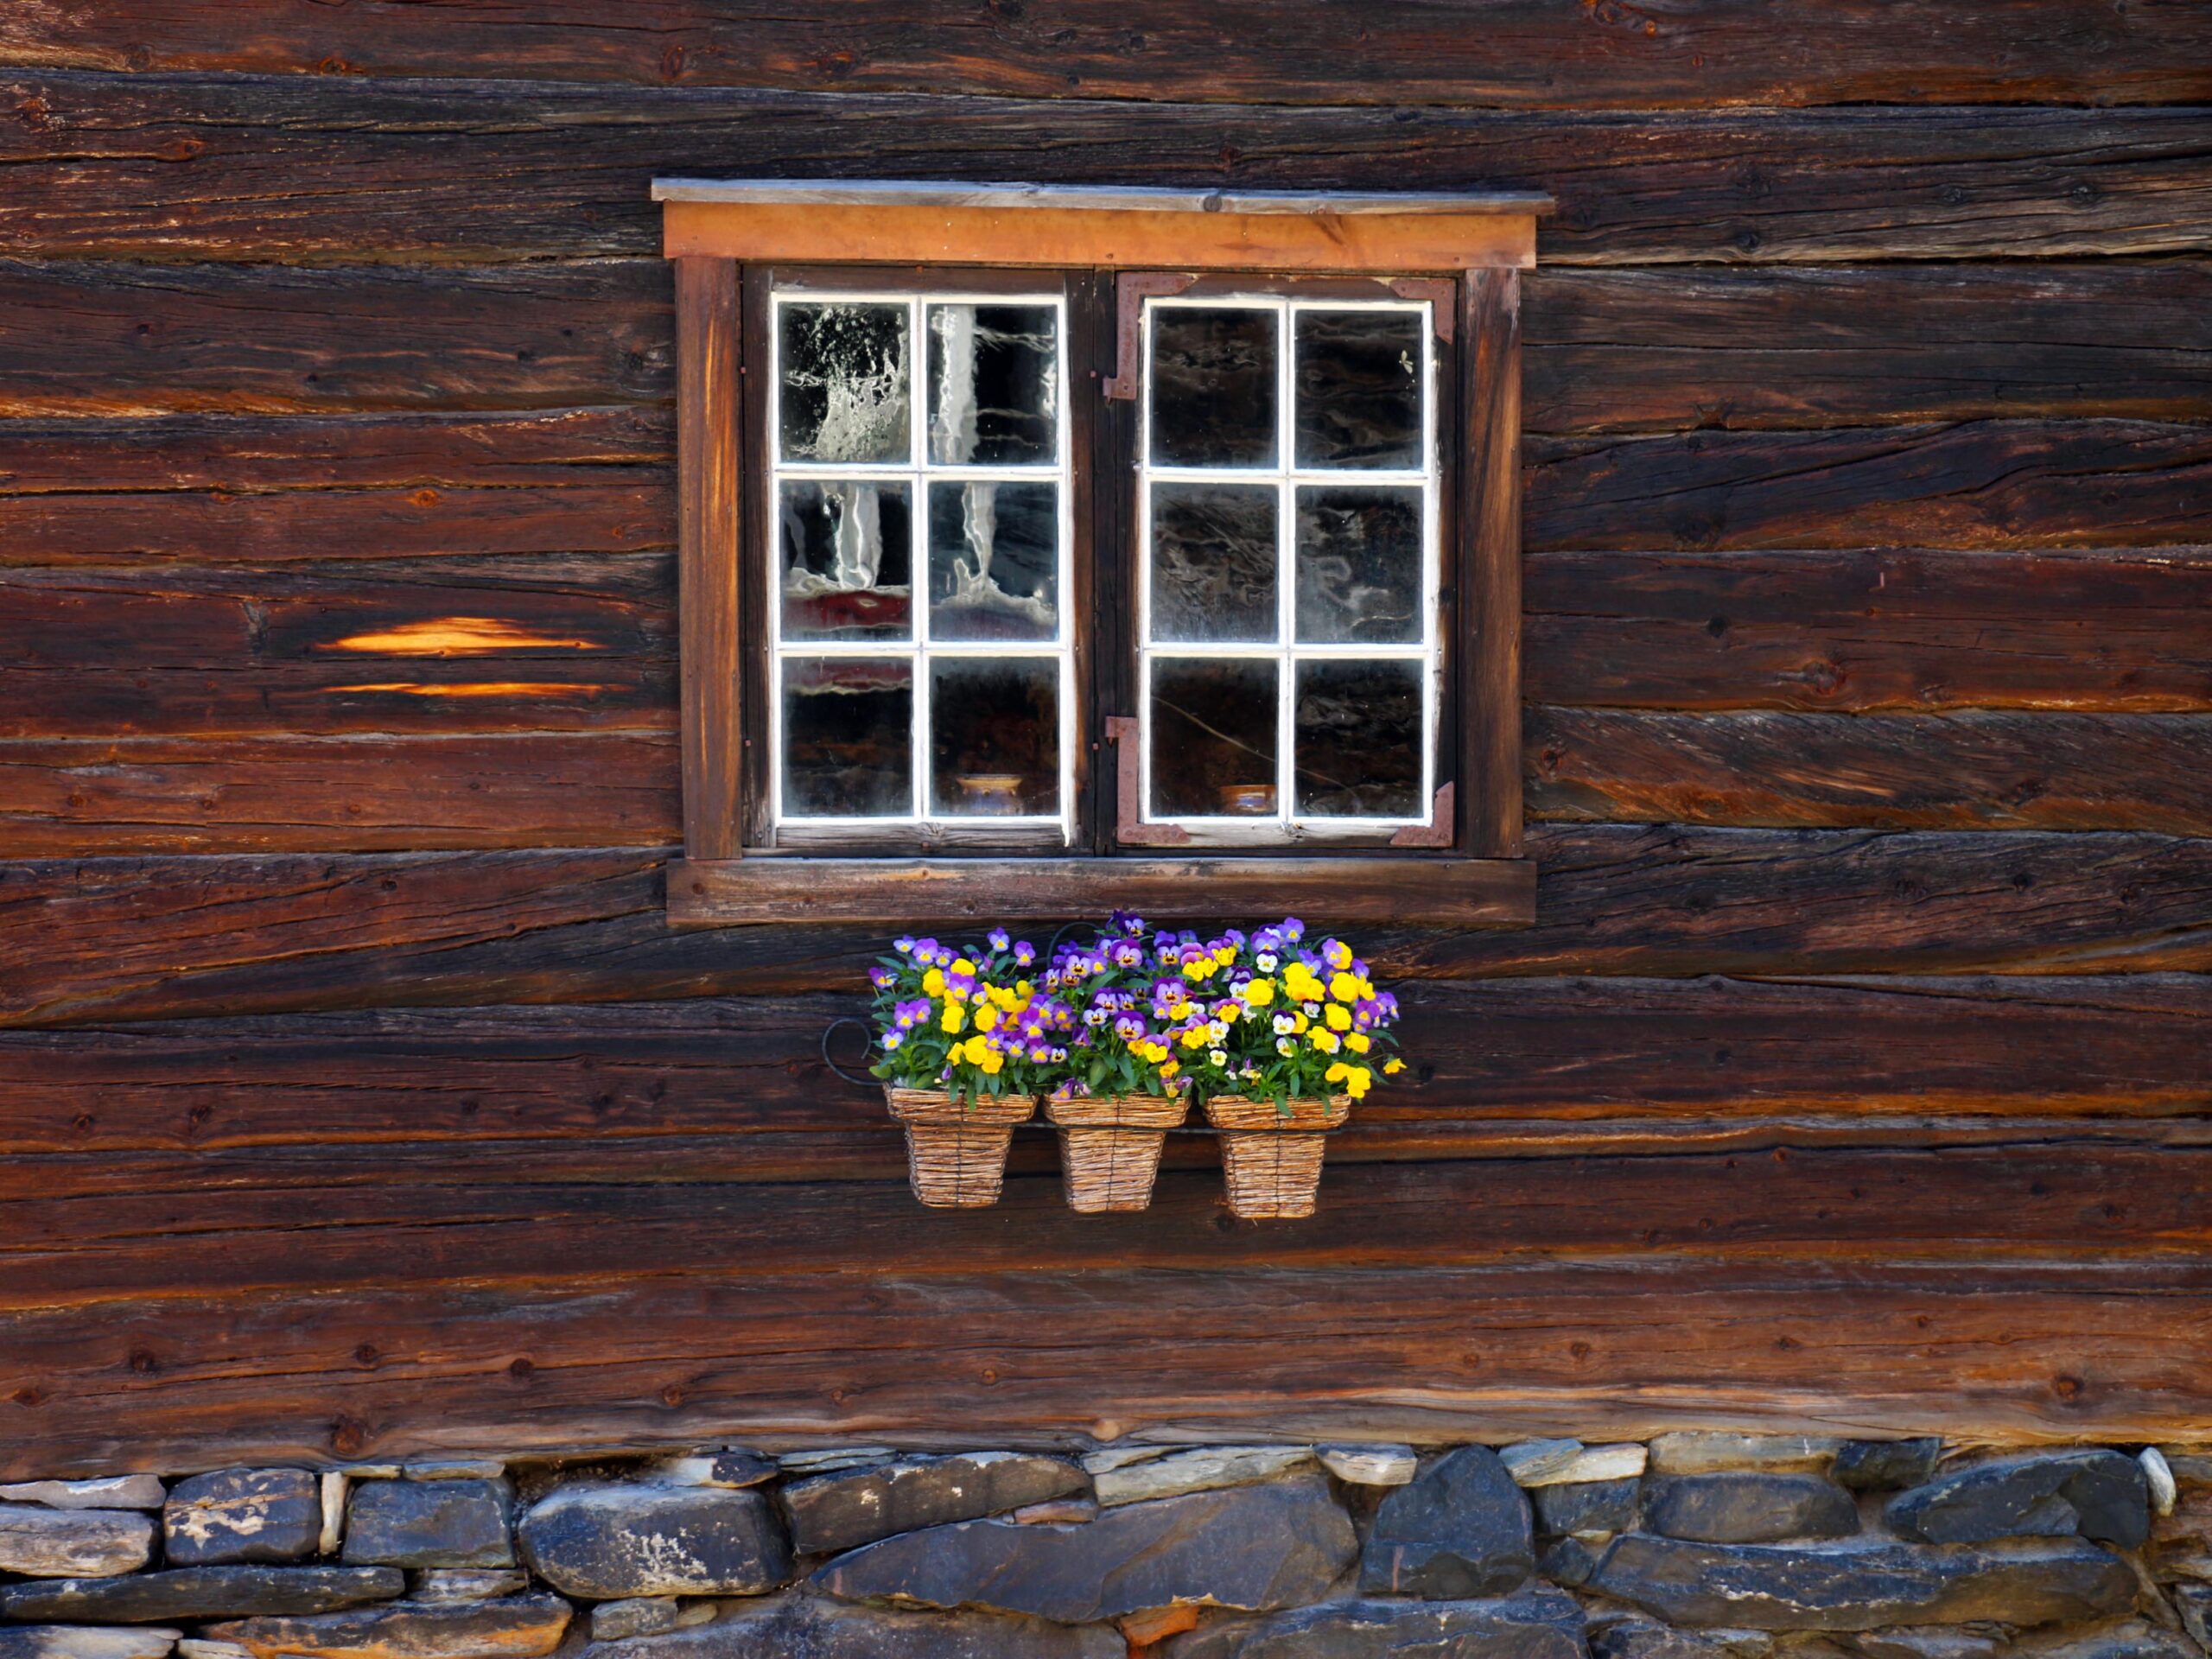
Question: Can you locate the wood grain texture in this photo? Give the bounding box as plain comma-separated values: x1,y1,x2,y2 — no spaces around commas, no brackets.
4,829,2208,1027
4,1261,2206,1477
1526,421,2212,553
1527,710,2212,834
0,258,671,416
0,734,679,853
673,257,741,861
2,75,2207,265
1461,269,1523,855
1524,263,2212,433
10,2,2209,108
1523,548,2212,712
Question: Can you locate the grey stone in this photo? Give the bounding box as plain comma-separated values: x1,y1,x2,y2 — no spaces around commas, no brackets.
2175,1584,2212,1650
176,1643,255,1659
581,1592,1119,1658
1093,1447,1310,1508
1080,1446,1169,1476
1520,1444,1647,1487
1587,1534,2135,1630
778,1448,894,1475
2145,1484,2212,1582
0,1630,178,1659
207,1594,572,1659
2012,1624,2199,1659
342,1478,514,1569
1317,1446,1418,1487
1834,1441,1943,1494
318,1474,348,1559
1648,1435,1842,1476
1010,1497,1097,1526
590,1599,683,1642
518,1485,791,1598
0,1505,155,1578
1533,1478,1640,1539
1536,1535,1601,1589
1885,1450,2150,1548
812,1473,1355,1623
164,1470,321,1567
404,1462,505,1482
2140,1448,2177,1516
1165,1587,1586,1659
0,1478,167,1513
0,1567,406,1624
1843,1629,2006,1659
408,1570,527,1605
1361,1446,1535,1600
784,1452,1087,1554
652,1451,777,1491
1645,1474,1859,1544
1500,1440,1585,1486
1592,1618,1746,1659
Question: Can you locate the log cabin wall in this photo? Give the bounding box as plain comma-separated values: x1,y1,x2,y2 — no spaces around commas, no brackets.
0,5,2209,1478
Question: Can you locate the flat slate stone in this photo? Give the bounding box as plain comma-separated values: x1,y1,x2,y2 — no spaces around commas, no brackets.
2012,1624,2198,1659
341,1479,514,1569
1361,1447,1535,1600
582,1592,1119,1658
1644,1474,1859,1544
1587,1535,2135,1630
518,1485,791,1598
779,1449,895,1475
785,1453,1087,1554
1844,1628,2006,1659
206,1594,572,1659
812,1472,1355,1624
0,1567,406,1624
1093,1447,1309,1508
402,1462,504,1482
1010,1497,1097,1526
1316,1446,1418,1487
0,1631,179,1659
1533,1478,1640,1539
2145,1484,2212,1582
408,1570,527,1605
164,1471,321,1567
1592,1618,1746,1659
1885,1451,2149,1548
0,1505,155,1579
1519,1445,1649,1488
1166,1587,1586,1659
1536,1535,1601,1589
0,1478,167,1513
590,1599,683,1642
1648,1435,1841,1477
652,1451,777,1491
2176,1584,2212,1651
1080,1447,1168,1476
1834,1440,1943,1493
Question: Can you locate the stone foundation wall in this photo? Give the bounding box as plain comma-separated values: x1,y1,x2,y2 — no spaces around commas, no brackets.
1,1435,2207,1659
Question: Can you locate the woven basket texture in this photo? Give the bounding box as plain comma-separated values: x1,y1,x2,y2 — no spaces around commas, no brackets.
1203,1096,1351,1219
884,1088,1035,1209
1046,1095,1190,1213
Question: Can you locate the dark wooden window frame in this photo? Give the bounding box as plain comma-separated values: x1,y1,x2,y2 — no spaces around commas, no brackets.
656,181,1548,929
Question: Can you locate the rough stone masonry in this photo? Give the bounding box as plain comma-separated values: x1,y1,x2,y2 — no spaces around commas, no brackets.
0,1436,2206,1658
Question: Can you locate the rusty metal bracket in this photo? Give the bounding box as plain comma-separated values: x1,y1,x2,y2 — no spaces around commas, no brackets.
1388,276,1458,342
1108,715,1191,846
1388,782,1456,848
1103,273,1199,401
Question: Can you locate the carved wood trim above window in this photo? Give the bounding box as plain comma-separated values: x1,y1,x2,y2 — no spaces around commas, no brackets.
657,180,1548,930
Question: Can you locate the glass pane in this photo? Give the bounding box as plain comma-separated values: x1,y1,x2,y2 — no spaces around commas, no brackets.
779,480,912,641
1294,658,1423,818
927,303,1058,466
931,658,1059,817
779,302,910,464
782,658,912,817
1147,482,1278,645
1295,308,1424,470
927,480,1058,642
1148,306,1277,468
1294,486,1423,645
1149,658,1279,818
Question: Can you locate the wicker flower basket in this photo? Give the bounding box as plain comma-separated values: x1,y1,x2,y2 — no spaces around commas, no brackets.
1045,1093,1191,1213
883,1087,1037,1209
1203,1095,1351,1220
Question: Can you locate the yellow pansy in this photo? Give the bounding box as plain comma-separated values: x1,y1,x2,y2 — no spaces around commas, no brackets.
1383,1058,1407,1075
941,1004,966,1034
1312,1028,1342,1055
974,1004,1000,1033
1345,1031,1371,1053
1329,971,1363,1003
923,967,945,996
951,957,976,976
1239,978,1276,1007
1324,1002,1351,1033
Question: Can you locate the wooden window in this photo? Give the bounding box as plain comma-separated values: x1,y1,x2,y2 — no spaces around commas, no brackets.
658,181,1548,928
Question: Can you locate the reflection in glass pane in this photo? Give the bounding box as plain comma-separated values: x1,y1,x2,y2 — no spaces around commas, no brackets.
1150,658,1279,817
930,658,1059,817
779,302,910,464
928,480,1058,642
1148,307,1278,467
779,480,912,641
1294,659,1423,818
927,304,1058,466
1295,486,1423,645
783,657,912,817
1295,309,1424,469
1148,482,1278,645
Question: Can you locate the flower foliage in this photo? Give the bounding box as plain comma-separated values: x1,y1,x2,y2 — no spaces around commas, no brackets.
869,913,1404,1108
867,929,1071,1103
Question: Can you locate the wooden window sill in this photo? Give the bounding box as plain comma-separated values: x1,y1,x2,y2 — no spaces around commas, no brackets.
665,855,1535,928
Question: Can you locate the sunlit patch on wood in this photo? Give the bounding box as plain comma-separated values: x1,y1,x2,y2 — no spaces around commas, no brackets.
323,618,601,655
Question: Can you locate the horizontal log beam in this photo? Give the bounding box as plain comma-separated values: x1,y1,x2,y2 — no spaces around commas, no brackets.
9,3,2208,109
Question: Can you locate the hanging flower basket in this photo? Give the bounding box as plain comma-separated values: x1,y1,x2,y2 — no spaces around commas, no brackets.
1046,1093,1191,1213
884,1086,1037,1209
1204,1095,1351,1219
